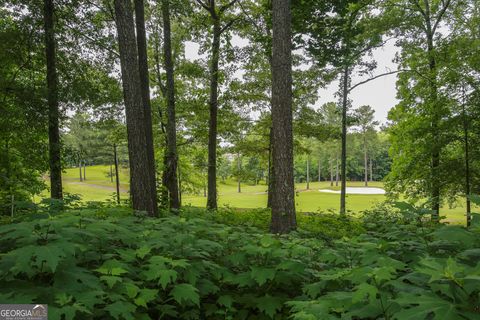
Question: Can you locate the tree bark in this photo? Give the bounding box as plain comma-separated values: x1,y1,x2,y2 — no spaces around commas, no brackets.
79,158,83,182
369,158,373,182
318,158,321,182
134,0,158,215
364,133,368,187
43,0,63,199
267,126,274,208
206,19,221,210
462,90,471,226
335,153,339,187
161,0,180,210
237,152,241,193
83,161,86,181
114,144,120,204
270,0,296,234
306,154,310,190
330,159,334,186
114,0,157,216
340,65,349,214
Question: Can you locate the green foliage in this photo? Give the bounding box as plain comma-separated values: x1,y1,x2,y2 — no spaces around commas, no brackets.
1,205,478,319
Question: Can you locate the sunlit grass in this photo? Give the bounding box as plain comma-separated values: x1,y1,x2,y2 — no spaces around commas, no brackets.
56,165,471,224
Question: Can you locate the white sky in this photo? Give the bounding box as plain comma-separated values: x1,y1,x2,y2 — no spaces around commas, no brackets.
184,38,400,125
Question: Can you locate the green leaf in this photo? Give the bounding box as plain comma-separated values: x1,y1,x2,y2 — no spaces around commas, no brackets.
256,295,283,318
250,267,276,286
170,283,199,306
124,282,140,299
352,283,378,303
135,246,151,259
134,288,158,308
105,301,137,320
100,275,122,289
217,295,234,309
95,259,129,276
394,293,463,320
158,269,177,290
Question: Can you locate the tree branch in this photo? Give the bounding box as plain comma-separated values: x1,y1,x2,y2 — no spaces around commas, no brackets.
220,18,237,34
219,0,238,15
432,0,451,34
348,70,404,93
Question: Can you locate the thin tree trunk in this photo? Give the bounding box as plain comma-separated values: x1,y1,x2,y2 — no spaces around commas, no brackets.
110,164,113,182
79,158,83,182
237,152,241,193
43,0,62,199
369,158,373,182
206,19,221,210
177,164,182,206
335,153,339,187
114,144,120,204
462,90,471,226
318,158,321,182
306,154,310,190
114,0,157,216
364,134,368,187
423,3,441,221
330,159,334,186
161,0,180,210
340,65,349,214
83,161,86,180
270,0,296,234
134,0,158,215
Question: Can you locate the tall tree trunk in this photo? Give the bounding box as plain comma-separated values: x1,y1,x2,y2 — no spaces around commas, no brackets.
364,134,368,187
177,164,182,205
267,126,274,208
206,20,221,210
369,158,373,182
161,0,180,210
330,159,334,186
79,158,83,182
306,154,310,190
340,65,349,214
270,0,296,234
83,161,86,180
462,90,471,227
114,0,157,216
114,144,120,205
423,2,441,221
335,153,339,187
134,0,158,215
43,0,62,199
318,158,321,182
237,152,241,193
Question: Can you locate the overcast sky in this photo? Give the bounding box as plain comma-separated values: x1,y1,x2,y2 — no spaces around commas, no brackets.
184,39,400,125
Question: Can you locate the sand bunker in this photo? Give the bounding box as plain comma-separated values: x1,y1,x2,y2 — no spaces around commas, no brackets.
319,187,386,195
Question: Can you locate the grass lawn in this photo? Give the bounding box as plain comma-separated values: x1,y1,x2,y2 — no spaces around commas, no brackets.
56,165,471,224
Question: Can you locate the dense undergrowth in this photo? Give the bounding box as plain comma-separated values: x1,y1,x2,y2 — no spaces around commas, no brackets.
0,199,479,319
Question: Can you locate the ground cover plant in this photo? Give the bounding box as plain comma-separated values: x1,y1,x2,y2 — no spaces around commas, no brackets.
0,201,479,319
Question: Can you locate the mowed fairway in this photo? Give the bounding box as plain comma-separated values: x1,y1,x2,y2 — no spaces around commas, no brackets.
59,165,470,224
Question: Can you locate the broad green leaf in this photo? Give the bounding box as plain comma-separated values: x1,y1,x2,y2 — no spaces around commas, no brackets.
250,267,276,286
105,301,136,320
100,275,122,289
217,295,234,308
256,294,283,318
170,283,199,306
158,269,177,290
134,288,158,308
352,283,378,303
